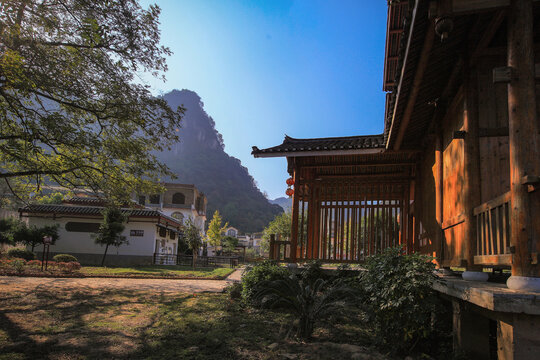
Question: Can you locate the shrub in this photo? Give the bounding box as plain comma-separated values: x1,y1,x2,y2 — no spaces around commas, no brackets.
27,260,42,267
53,254,78,263
225,282,243,300
241,260,288,304
10,259,26,273
253,274,359,339
56,262,82,272
8,248,35,261
299,260,327,284
358,246,441,355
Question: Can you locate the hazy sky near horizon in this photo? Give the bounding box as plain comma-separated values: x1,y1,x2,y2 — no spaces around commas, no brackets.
140,0,388,199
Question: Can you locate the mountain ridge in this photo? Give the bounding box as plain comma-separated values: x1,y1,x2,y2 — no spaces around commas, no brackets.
157,89,283,233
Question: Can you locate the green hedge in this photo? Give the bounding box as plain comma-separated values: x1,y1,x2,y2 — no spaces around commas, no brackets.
7,248,35,261
52,254,78,263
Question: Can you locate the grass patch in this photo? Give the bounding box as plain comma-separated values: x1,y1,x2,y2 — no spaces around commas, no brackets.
80,265,234,279
0,286,387,359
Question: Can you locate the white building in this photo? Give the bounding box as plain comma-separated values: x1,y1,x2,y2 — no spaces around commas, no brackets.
136,183,207,232
19,197,182,266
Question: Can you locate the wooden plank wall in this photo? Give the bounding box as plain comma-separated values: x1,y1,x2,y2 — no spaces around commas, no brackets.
441,93,466,265
477,55,511,203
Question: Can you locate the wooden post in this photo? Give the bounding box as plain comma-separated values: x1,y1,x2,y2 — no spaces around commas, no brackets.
269,234,275,260
463,61,482,271
507,0,540,277
290,169,299,262
435,128,445,265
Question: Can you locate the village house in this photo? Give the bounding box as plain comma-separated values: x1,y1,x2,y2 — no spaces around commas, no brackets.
253,1,540,358
18,183,207,266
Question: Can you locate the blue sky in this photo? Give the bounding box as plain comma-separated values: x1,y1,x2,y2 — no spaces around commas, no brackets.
140,0,388,199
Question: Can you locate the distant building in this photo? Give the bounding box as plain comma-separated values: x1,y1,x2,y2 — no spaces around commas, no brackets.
224,227,239,238
18,183,207,266
136,183,207,232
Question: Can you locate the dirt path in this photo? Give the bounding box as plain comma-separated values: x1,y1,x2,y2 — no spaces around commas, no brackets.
0,273,240,294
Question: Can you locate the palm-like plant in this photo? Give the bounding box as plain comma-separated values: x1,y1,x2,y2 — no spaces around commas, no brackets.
253,274,358,339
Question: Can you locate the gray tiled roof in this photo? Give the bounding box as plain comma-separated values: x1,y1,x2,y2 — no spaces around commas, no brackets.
252,134,385,157
19,204,182,227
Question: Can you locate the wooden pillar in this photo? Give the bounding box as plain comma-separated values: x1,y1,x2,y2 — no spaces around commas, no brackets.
507,0,540,277
269,234,275,260
414,160,423,252
435,128,445,265
403,183,410,253
463,62,482,271
290,168,299,263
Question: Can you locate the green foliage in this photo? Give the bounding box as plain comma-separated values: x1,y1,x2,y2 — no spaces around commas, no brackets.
17,223,60,252
94,207,127,266
241,260,288,304
52,254,78,263
222,235,239,253
358,246,441,354
183,217,203,268
261,211,292,252
299,260,326,284
8,248,35,261
206,210,228,247
0,0,183,203
225,282,243,300
0,217,19,245
253,274,359,339
33,192,65,204
10,258,26,273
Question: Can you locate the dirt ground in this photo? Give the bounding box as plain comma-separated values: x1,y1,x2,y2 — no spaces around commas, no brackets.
0,270,242,294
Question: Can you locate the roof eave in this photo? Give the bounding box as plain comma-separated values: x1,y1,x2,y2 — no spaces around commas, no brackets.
253,148,385,158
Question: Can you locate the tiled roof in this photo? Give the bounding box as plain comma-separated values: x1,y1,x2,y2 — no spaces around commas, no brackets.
252,134,385,157
19,204,182,227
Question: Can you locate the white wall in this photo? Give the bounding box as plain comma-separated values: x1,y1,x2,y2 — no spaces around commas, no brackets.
27,216,166,256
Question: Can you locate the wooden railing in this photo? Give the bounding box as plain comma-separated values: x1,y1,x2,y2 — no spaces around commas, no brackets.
473,191,512,266
176,255,239,268
268,234,291,262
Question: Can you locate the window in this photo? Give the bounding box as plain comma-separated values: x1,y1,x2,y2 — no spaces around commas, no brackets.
171,212,184,222
149,194,160,204
158,226,167,238
65,222,100,233
130,230,144,237
172,192,185,204
138,195,146,205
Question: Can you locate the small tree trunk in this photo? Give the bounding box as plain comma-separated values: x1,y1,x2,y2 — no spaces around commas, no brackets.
101,243,109,267
192,251,197,269
31,243,35,252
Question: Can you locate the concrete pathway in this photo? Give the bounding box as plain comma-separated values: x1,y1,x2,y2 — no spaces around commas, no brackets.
0,270,243,294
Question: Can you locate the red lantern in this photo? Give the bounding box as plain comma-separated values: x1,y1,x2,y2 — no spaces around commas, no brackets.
285,188,294,197
286,177,295,186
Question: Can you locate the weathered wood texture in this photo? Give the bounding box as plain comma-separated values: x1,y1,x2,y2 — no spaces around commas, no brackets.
507,0,540,277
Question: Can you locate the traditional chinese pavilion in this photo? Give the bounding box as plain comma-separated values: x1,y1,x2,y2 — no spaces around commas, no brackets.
253,1,540,358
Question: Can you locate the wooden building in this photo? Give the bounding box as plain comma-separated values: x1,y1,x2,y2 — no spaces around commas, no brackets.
253,1,540,358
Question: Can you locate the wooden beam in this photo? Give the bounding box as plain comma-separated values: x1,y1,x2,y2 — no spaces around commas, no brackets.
463,60,483,271
392,23,435,150
450,0,539,15
507,0,540,277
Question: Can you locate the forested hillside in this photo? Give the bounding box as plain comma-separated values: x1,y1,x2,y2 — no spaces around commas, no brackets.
158,90,283,232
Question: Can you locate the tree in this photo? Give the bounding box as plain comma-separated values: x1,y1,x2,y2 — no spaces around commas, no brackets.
20,223,59,252
0,217,18,246
206,210,228,248
262,211,292,253
184,217,202,269
0,0,183,202
0,218,59,252
222,235,239,254
94,207,127,266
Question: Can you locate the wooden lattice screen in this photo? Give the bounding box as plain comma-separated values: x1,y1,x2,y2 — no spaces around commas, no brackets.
292,180,410,262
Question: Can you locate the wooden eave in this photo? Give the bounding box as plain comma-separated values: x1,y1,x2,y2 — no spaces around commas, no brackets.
383,1,409,91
